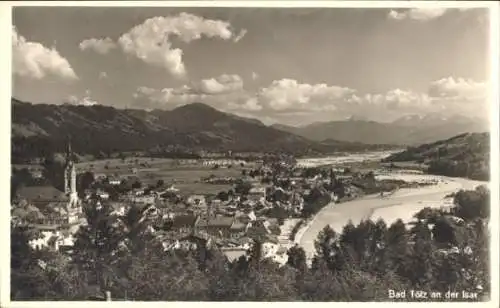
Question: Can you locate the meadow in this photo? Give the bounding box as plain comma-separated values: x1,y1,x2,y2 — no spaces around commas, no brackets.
75,157,256,196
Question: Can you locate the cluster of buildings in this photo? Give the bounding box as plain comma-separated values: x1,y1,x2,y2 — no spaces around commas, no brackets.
11,140,368,265
12,140,84,251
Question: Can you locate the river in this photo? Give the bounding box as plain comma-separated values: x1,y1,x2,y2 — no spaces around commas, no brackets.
295,155,488,261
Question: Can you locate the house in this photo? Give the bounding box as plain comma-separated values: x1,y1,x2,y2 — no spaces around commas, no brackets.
130,195,155,205
229,221,251,239
247,187,266,202
28,225,76,251
196,216,235,238
15,186,82,225
109,202,128,217
107,177,122,186
96,189,110,200
187,195,206,207
169,214,199,233
94,173,107,181
30,169,44,179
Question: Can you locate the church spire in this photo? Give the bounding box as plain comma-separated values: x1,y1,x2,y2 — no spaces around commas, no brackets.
66,135,72,159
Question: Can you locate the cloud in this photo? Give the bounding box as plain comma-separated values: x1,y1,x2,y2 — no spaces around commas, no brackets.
230,77,487,123
427,77,488,117
66,91,98,106
428,77,487,99
342,89,433,119
227,97,263,112
388,8,470,21
132,85,209,109
133,73,245,109
197,74,243,94
118,13,242,78
79,37,116,54
12,27,78,80
233,29,247,42
251,72,259,81
98,71,108,79
254,79,355,111
132,76,488,123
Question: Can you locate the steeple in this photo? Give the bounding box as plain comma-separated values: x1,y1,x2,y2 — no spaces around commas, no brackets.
64,134,80,223
64,135,76,195
66,135,72,163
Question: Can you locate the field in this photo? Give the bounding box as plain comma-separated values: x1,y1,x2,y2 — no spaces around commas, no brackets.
75,157,257,196
13,157,257,196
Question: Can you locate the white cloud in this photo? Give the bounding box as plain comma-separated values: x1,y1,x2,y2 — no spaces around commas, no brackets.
227,97,263,112
251,72,259,81
133,85,209,109
79,37,116,54
254,79,355,111
233,29,247,43
388,8,470,21
66,92,98,106
12,27,78,80
428,77,487,99
427,77,488,118
132,76,488,123
118,13,242,78
197,74,243,94
342,89,432,119
133,73,245,109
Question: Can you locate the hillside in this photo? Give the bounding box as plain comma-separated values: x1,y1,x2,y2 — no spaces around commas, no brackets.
383,132,490,180
272,114,488,145
11,98,394,162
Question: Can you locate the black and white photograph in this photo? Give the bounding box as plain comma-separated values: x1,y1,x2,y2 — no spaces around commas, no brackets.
4,1,499,304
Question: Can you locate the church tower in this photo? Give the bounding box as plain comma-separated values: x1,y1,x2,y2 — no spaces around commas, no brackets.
64,136,80,223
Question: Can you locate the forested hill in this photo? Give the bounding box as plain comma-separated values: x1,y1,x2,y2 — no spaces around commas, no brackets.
383,132,490,180
12,98,395,162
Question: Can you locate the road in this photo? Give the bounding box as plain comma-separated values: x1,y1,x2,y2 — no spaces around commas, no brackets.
297,174,487,261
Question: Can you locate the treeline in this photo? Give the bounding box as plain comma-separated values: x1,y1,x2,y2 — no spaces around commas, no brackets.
11,187,490,301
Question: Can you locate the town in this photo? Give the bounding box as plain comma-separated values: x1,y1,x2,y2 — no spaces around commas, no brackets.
11,139,432,265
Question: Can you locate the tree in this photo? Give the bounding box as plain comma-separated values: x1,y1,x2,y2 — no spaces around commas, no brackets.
234,180,252,196
10,223,66,300
125,249,209,300
407,220,435,288
313,225,338,270
302,187,331,218
454,186,489,221
120,204,156,254
216,191,229,201
77,171,95,196
156,179,164,188
131,180,142,189
70,202,126,294
42,154,65,191
385,219,409,279
287,245,307,272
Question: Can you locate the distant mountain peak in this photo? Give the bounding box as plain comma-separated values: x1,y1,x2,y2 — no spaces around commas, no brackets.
346,115,368,122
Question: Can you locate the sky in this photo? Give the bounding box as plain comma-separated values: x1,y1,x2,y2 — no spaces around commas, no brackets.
11,5,491,126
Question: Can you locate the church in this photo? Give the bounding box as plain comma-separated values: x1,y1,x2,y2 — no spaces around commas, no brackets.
14,138,83,227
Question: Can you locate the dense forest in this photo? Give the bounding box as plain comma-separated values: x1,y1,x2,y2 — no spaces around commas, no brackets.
384,133,489,181
11,186,490,301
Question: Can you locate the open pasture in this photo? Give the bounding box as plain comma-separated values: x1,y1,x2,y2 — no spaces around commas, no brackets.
76,157,247,195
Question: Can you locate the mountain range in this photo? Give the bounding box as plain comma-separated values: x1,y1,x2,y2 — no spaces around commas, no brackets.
11,98,394,162
272,114,488,145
